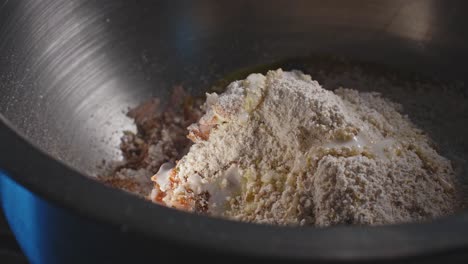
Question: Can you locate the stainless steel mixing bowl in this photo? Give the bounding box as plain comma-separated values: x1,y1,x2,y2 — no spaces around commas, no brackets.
1,1,468,263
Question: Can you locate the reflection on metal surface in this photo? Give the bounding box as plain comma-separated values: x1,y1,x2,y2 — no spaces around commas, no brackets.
26,1,140,172
387,0,434,42
1,0,142,174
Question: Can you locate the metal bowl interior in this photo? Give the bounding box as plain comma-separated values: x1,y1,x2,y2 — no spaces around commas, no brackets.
1,0,468,261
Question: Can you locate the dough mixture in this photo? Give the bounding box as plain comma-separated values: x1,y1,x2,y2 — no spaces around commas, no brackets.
145,69,456,226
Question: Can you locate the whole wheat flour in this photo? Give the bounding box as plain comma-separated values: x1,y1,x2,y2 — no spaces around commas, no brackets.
148,69,456,226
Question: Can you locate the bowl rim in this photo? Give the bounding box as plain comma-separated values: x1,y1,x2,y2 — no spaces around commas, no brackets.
1,114,468,261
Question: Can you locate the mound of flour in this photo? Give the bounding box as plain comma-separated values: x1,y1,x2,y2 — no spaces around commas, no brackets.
150,69,456,226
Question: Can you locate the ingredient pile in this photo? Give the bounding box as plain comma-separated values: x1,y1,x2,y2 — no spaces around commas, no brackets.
100,69,456,226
